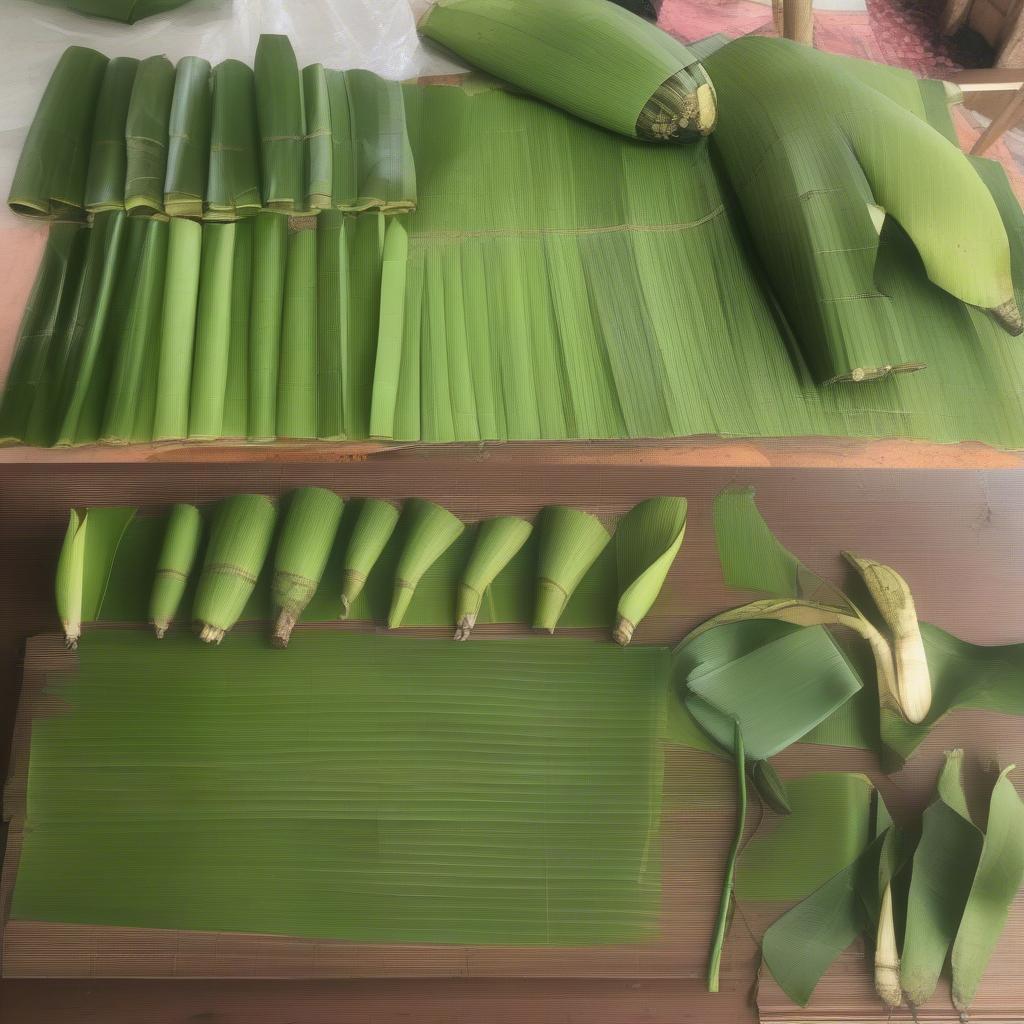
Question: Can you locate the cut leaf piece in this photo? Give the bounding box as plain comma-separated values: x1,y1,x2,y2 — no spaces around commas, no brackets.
844,551,931,725
614,496,686,645
164,57,212,219
455,516,533,640
152,218,203,441
389,499,465,629
124,55,175,217
254,35,305,211
149,504,203,638
750,759,791,816
340,499,401,617
901,749,983,1007
420,0,717,141
55,511,86,649
85,57,139,213
683,624,863,761
271,488,344,647
207,60,261,221
8,46,108,219
248,211,288,441
951,764,1024,1012
276,218,319,439
533,507,610,632
193,494,277,644
303,64,332,210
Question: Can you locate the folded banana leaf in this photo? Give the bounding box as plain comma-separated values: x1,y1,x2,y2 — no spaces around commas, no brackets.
276,218,319,439
124,56,176,217
164,57,212,219
61,0,196,23
84,58,139,214
254,35,305,213
703,36,1020,384
420,0,716,141
8,47,108,220
206,60,262,221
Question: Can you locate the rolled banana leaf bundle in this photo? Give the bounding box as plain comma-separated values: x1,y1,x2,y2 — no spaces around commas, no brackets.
419,0,717,141
124,56,176,217
57,0,197,23
85,57,139,214
149,503,202,638
8,47,108,219
164,57,212,218
703,36,1021,384
254,35,306,213
207,60,261,221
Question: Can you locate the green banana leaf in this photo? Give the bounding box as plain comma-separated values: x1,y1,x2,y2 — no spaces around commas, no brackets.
420,0,716,141
254,35,305,212
206,60,261,221
84,58,139,214
703,36,1020,384
276,219,318,439
61,0,196,23
164,57,212,219
11,630,666,946
8,47,108,220
124,56,175,218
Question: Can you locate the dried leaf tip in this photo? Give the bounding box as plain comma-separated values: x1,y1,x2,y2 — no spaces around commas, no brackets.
842,551,931,724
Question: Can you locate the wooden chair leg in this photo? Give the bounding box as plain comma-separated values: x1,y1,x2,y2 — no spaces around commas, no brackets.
972,83,1024,155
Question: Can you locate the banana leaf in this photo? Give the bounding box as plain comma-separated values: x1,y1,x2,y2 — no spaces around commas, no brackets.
254,35,305,212
63,0,196,23
0,225,87,444
248,211,288,441
54,212,129,446
303,64,332,211
420,0,716,141
189,223,236,440
152,218,203,442
100,219,168,442
164,57,212,219
679,625,863,762
368,217,409,438
124,56,175,217
703,36,1020,384
223,217,253,438
315,210,350,440
84,58,139,214
759,783,894,1006
901,750,984,1007
8,47,108,220
276,218,318,439
344,213,385,439
207,60,261,221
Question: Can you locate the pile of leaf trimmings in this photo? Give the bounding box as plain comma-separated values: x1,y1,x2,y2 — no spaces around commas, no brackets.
55,493,686,647
757,751,1024,1014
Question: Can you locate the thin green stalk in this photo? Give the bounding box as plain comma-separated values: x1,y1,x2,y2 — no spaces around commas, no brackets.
707,719,747,993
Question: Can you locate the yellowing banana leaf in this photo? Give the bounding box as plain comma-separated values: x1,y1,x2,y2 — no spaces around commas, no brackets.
8,47,108,220
679,625,863,761
84,58,139,214
901,749,984,1007
420,0,716,141
206,60,261,221
11,630,666,946
703,36,1020,385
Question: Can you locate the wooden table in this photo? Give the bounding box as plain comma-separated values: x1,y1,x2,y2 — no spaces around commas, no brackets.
1,460,1022,1022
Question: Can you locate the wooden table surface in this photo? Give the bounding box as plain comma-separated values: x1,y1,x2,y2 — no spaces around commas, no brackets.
1,460,1023,1022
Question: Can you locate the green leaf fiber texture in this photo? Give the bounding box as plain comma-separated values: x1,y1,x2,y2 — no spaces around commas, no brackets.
10,630,666,945
84,57,139,214
164,57,212,218
68,498,684,639
63,0,196,23
9,38,1024,448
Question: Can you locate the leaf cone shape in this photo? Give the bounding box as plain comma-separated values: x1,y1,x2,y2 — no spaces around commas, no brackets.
193,494,277,644
533,507,610,632
389,499,465,629
614,496,686,645
149,504,202,638
454,516,533,640
339,499,401,617
271,488,343,647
